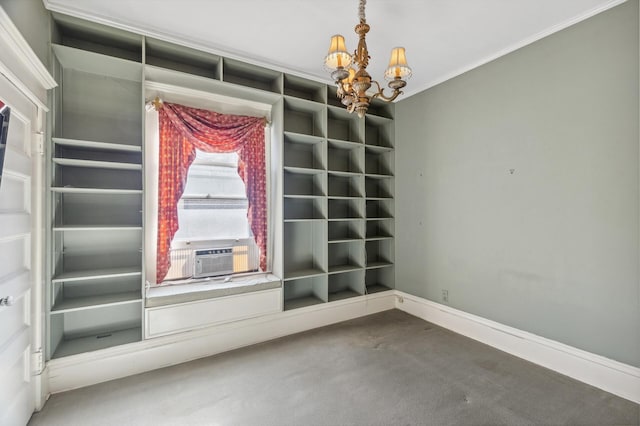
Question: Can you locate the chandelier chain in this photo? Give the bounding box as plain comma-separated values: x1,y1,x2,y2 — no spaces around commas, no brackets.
359,0,366,22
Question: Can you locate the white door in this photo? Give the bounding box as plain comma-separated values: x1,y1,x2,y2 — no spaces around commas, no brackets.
0,76,38,425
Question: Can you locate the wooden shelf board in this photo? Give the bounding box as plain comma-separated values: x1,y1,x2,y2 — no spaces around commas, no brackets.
283,194,325,200
328,264,362,275
284,296,324,311
283,268,325,281
328,238,363,244
327,170,362,177
283,132,324,145
52,44,142,82
51,291,142,313
328,218,362,222
365,196,393,201
53,158,142,171
366,217,393,222
53,137,141,152
366,284,394,294
51,187,143,195
284,218,326,223
365,236,393,241
53,225,142,232
364,144,393,152
52,266,142,283
52,327,142,359
284,166,325,175
365,173,394,179
365,261,394,270
327,139,362,150
328,290,361,302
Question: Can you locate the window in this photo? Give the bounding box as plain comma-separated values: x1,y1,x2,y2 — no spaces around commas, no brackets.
165,150,261,280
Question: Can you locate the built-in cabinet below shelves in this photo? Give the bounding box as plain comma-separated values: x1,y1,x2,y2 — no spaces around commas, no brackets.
46,12,395,358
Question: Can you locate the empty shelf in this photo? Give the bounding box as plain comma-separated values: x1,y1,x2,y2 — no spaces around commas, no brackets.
52,327,142,359
328,264,362,274
284,296,324,311
328,290,360,302
366,284,394,294
53,137,142,152
284,268,325,281
53,225,142,232
283,166,325,175
52,266,142,283
51,291,142,313
365,261,394,270
53,158,142,170
50,187,143,195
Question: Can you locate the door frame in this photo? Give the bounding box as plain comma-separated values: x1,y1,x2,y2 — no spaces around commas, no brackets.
0,5,56,412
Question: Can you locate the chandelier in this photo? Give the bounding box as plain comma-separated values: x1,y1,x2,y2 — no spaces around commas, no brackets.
324,0,412,118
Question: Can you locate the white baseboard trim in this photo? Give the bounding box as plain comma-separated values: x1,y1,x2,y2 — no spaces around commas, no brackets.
47,291,395,394
395,291,640,404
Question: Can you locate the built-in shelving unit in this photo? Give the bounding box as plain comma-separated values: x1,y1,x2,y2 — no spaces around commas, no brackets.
47,15,144,359
46,12,396,358
281,78,395,310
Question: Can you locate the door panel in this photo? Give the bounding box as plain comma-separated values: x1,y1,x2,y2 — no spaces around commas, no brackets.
0,88,34,425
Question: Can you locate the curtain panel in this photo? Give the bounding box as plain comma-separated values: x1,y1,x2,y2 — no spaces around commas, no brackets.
157,102,266,283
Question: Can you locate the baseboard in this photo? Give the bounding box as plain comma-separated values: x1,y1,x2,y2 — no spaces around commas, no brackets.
394,291,640,404
47,291,395,394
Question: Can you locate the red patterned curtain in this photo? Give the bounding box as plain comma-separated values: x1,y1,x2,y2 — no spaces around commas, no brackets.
157,102,266,283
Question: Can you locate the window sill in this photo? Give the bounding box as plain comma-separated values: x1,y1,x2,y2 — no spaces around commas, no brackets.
146,273,281,308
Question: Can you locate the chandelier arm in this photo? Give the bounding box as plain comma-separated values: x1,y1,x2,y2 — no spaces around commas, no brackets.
370,80,403,103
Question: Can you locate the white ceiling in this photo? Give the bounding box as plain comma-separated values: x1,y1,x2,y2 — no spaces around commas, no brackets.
43,0,624,99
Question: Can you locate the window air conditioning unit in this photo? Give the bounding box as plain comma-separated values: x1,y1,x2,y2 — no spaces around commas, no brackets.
193,247,234,278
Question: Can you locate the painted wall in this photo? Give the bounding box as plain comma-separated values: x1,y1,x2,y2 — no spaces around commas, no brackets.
395,0,640,367
1,0,51,66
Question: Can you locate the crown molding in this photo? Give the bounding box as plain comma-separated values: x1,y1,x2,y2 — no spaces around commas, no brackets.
0,7,56,90
401,0,628,99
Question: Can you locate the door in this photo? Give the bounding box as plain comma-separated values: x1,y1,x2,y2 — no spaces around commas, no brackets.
0,76,38,425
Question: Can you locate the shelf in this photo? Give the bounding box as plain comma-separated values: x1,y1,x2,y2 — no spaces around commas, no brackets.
327,139,362,150
328,290,361,302
283,74,326,103
365,236,393,241
328,170,361,178
283,132,324,145
53,137,141,152
53,158,142,171
284,218,326,223
284,296,324,311
364,144,393,153
146,37,220,80
50,187,143,195
283,98,325,138
223,58,282,93
283,166,324,176
53,225,142,232
366,284,394,294
329,237,363,244
52,266,142,283
328,264,362,274
283,195,323,200
51,291,142,313
284,268,326,281
52,327,141,359
52,43,142,81
365,261,394,269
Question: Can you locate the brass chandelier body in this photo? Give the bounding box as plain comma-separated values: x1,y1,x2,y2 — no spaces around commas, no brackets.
325,0,412,118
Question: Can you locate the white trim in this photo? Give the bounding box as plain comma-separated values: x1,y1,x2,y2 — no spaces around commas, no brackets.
401,0,628,99
394,291,640,404
0,8,56,90
47,291,395,393
0,7,56,110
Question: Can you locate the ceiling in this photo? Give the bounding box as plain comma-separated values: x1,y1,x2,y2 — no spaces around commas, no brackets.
43,0,624,99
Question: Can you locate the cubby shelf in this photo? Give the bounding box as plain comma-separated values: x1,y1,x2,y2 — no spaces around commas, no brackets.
284,296,324,311
328,265,362,274
52,266,143,283
51,291,142,314
283,269,326,281
53,137,142,152
50,187,143,195
365,261,394,269
53,158,142,171
52,327,142,359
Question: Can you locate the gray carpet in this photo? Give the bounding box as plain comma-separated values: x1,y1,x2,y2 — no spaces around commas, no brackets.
30,310,639,426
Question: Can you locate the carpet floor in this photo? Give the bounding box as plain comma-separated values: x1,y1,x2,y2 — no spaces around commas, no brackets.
29,309,639,425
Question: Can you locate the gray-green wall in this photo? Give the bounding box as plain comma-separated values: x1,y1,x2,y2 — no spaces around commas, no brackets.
1,0,51,66
396,0,640,367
